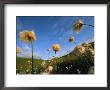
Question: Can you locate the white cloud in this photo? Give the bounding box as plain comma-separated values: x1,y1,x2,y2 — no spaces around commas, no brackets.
22,43,31,51
17,51,38,58
17,43,40,59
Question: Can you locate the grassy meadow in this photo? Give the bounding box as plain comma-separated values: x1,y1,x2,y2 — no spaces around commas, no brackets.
16,42,94,74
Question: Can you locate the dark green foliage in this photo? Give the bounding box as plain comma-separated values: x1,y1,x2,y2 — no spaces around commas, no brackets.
51,53,94,74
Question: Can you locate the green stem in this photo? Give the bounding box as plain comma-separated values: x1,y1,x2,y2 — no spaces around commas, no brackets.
48,51,50,60
55,51,56,54
31,41,34,74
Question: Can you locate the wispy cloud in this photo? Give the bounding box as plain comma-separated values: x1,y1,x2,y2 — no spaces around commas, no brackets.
17,44,40,59
85,37,94,43
52,17,73,35
51,17,78,43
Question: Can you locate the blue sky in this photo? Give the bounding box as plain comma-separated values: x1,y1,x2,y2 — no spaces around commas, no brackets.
16,16,94,60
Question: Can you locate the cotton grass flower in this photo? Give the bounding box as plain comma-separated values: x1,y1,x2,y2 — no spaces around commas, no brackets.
73,19,94,33
74,45,85,56
52,44,61,54
20,30,36,42
42,61,46,66
16,47,21,54
89,49,94,56
82,42,94,55
73,20,84,33
85,48,94,56
19,30,37,74
47,49,50,51
48,66,53,72
69,36,74,42
82,42,91,48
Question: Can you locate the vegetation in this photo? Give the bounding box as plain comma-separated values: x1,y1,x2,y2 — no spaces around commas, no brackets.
16,42,94,74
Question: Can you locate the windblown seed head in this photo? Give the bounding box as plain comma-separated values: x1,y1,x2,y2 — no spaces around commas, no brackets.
82,42,91,48
52,44,61,54
42,61,46,66
48,66,53,72
85,48,94,56
73,20,84,33
16,47,21,54
47,49,50,51
20,30,36,42
74,45,85,56
89,49,94,56
69,36,74,42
